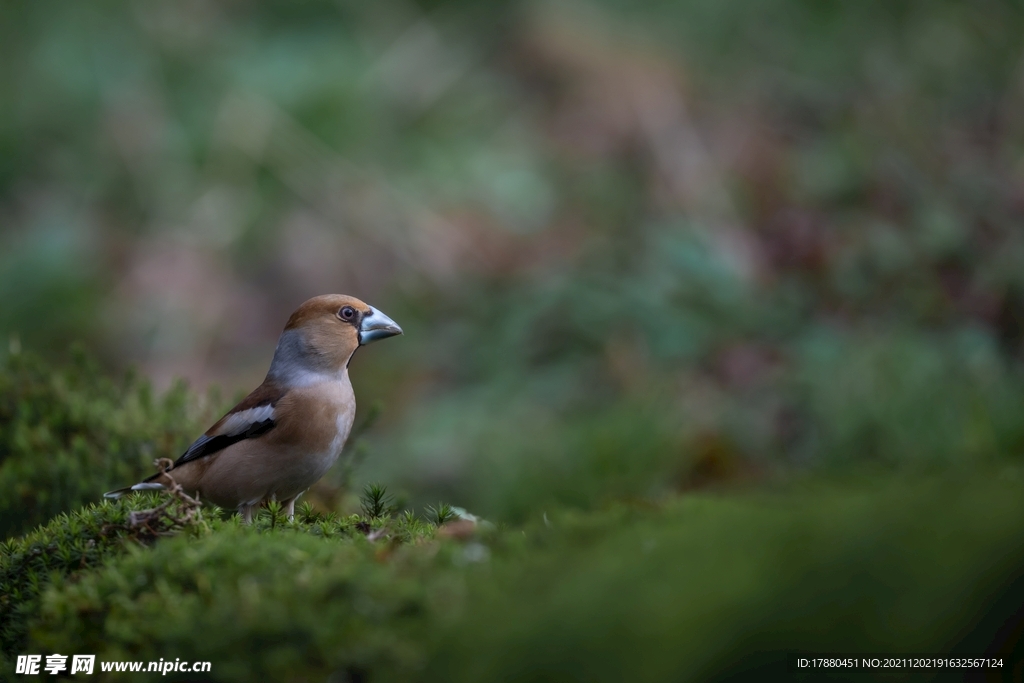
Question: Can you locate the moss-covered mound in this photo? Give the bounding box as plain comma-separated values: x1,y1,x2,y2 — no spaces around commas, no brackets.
0,351,208,539
31,517,451,681
3,469,1023,682
1,493,450,681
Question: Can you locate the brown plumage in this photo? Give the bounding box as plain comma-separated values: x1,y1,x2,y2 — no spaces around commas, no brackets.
105,294,403,522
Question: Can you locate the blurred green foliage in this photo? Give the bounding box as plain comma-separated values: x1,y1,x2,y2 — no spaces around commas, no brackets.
1,0,1024,516
428,470,1024,681
0,350,209,539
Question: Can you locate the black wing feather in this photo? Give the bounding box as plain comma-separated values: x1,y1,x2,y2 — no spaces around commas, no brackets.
173,418,275,468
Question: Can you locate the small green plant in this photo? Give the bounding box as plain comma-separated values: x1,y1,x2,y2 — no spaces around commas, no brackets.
387,510,430,543
425,502,456,525
361,483,395,519
297,500,320,524
263,500,285,530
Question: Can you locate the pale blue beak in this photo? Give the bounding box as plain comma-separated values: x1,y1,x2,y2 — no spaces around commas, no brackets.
358,307,403,345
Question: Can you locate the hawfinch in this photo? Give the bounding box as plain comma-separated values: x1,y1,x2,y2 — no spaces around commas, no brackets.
105,294,402,523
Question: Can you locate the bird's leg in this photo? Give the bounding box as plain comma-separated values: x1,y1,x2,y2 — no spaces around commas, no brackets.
282,494,300,521
239,503,255,525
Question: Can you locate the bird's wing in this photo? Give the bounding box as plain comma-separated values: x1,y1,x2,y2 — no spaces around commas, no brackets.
172,382,284,468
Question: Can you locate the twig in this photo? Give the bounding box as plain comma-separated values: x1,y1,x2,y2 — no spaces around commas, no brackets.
123,459,204,537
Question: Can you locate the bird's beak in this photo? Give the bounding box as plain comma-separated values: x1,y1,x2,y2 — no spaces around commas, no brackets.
359,307,403,345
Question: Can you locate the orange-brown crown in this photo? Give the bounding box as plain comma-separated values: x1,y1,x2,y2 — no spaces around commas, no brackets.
283,294,373,332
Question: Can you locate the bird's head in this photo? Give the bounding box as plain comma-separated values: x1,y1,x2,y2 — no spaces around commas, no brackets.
269,294,402,383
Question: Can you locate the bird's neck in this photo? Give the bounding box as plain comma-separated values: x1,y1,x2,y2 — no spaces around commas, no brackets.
266,328,353,388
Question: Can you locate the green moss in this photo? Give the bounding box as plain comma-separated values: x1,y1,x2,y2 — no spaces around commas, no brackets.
0,494,195,672
0,350,210,539
0,489,446,681
31,526,453,682
5,469,1023,682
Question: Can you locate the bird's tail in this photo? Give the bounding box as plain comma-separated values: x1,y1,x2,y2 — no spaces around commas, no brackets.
103,472,167,499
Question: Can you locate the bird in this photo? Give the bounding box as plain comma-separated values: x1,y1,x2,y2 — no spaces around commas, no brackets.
104,294,403,523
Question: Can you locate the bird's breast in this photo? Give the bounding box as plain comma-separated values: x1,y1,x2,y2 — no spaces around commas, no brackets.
296,379,355,455
269,378,356,489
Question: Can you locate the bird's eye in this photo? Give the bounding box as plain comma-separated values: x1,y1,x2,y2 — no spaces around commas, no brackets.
339,306,356,321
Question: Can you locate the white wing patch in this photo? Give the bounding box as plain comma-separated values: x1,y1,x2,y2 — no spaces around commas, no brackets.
130,482,167,492
216,404,276,437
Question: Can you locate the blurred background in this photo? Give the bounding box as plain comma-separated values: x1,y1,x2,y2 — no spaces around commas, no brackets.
3,0,1024,524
